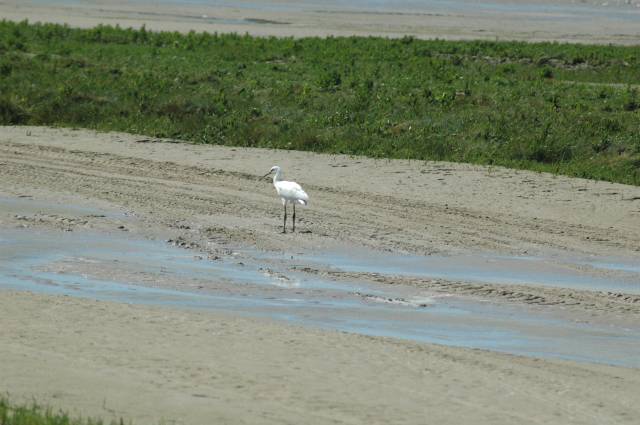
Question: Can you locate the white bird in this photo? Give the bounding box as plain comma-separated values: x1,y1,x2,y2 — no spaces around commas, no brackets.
262,165,309,233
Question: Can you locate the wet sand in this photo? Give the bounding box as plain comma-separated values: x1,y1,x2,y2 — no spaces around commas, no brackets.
3,225,639,367
1,0,639,44
1,125,640,423
3,291,639,425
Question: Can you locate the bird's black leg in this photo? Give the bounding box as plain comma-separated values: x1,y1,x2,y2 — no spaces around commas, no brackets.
293,203,296,233
282,203,287,233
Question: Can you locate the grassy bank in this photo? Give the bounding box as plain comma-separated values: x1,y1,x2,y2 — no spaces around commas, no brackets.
0,20,639,184
0,397,124,425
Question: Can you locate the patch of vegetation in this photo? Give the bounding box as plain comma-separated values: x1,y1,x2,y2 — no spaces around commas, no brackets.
0,397,126,425
0,20,639,184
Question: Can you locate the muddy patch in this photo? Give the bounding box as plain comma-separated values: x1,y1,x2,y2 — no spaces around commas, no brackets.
2,227,640,367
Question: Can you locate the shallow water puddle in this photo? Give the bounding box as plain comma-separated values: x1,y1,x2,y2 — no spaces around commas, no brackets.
271,248,640,295
0,195,122,218
2,228,640,367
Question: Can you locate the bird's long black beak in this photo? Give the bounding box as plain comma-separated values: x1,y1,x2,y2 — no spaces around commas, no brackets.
259,171,271,180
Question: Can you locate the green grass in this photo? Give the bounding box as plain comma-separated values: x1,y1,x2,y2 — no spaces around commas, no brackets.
1,20,639,184
0,397,125,425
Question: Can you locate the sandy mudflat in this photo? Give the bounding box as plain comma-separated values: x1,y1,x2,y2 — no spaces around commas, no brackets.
2,290,640,425
1,126,640,424
0,125,639,313
0,0,639,44
1,126,638,259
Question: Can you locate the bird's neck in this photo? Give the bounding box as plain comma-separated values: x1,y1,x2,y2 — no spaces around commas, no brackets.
272,169,283,183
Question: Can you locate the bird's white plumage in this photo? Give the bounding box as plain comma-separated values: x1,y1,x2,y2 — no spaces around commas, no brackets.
275,180,309,205
268,166,309,206
262,165,308,233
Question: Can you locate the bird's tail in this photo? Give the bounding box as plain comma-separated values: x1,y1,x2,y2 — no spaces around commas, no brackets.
297,190,309,206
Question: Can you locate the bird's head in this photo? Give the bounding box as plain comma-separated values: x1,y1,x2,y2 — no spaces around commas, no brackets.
261,165,281,180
